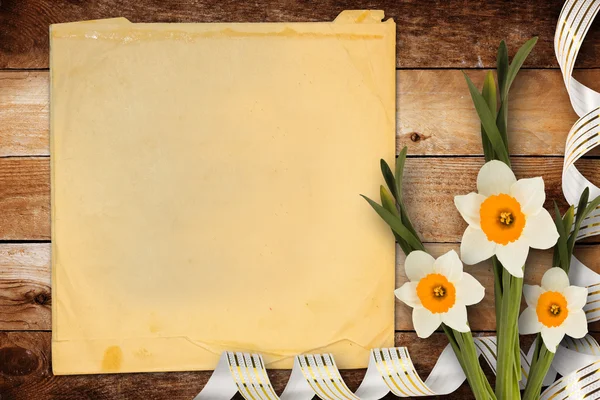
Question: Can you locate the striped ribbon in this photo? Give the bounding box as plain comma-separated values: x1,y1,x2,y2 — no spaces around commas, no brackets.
193,339,489,399
535,0,600,398
192,335,600,399
193,0,600,398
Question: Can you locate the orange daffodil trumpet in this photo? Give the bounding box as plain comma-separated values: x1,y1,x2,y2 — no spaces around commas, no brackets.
454,160,559,277
395,250,485,338
519,268,588,353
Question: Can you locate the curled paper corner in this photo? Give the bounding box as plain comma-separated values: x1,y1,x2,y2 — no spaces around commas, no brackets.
334,10,389,24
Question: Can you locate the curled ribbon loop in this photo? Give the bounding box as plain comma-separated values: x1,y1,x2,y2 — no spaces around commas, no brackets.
540,0,600,398
194,339,551,399
557,0,600,241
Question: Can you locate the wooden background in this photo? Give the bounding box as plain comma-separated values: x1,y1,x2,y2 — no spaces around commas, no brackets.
0,0,599,399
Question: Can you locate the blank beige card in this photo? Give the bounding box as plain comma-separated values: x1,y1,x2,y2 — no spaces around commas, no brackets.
50,11,396,375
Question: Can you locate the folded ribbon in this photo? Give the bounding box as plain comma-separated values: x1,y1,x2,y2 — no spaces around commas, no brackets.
192,337,564,399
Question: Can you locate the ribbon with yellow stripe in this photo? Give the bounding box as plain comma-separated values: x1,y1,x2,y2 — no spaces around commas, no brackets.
194,337,565,399
534,0,600,398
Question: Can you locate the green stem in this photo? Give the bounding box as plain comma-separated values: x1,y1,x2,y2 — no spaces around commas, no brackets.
492,257,503,334
495,267,523,399
443,325,496,400
522,338,555,400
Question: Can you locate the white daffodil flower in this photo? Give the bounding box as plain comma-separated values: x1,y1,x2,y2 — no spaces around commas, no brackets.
454,160,559,278
519,267,588,353
395,250,485,338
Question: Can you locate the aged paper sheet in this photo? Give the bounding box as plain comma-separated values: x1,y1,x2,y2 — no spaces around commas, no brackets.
51,11,396,374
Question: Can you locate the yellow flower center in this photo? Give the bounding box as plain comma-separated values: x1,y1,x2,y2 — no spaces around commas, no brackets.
499,212,513,225
536,291,569,328
416,274,456,314
479,194,526,245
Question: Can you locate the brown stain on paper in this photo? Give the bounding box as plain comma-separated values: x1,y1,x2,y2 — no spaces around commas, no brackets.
101,346,123,372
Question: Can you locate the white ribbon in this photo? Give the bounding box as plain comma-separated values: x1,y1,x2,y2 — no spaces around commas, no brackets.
193,346,466,399
192,0,600,398
535,0,600,398
192,337,559,399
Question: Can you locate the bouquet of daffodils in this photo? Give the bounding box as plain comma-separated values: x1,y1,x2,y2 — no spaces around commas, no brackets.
364,38,600,400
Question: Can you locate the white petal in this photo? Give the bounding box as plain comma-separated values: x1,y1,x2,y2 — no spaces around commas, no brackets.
519,307,542,334
404,250,435,282
541,267,570,292
441,305,470,332
412,308,442,338
495,240,529,278
460,226,496,265
522,208,559,250
454,193,486,227
541,327,566,353
395,282,421,309
510,177,545,216
563,309,588,339
477,160,516,197
433,250,463,282
564,286,588,311
523,285,543,308
456,272,485,306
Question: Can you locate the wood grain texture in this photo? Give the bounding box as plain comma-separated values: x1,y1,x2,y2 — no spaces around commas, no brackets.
398,69,600,156
0,157,597,241
3,69,600,157
0,331,505,400
0,244,50,331
2,0,600,69
0,72,48,157
402,157,600,243
0,158,49,241
1,243,598,332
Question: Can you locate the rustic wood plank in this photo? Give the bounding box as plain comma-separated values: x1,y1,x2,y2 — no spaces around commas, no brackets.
1,243,598,332
403,157,600,243
0,244,50,331
0,157,597,241
1,0,599,69
2,69,599,157
398,69,600,156
0,72,48,157
0,158,49,241
0,331,505,399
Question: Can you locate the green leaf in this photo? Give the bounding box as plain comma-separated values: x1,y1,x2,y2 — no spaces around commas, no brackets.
576,188,591,226
553,201,569,272
463,72,511,165
481,71,497,161
482,71,498,116
380,185,398,216
395,147,408,202
394,147,420,240
361,195,425,252
496,102,509,149
380,186,411,254
569,191,586,246
496,41,510,149
563,206,575,235
569,188,590,253
497,41,509,96
584,194,600,219
504,37,538,98
380,159,398,201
